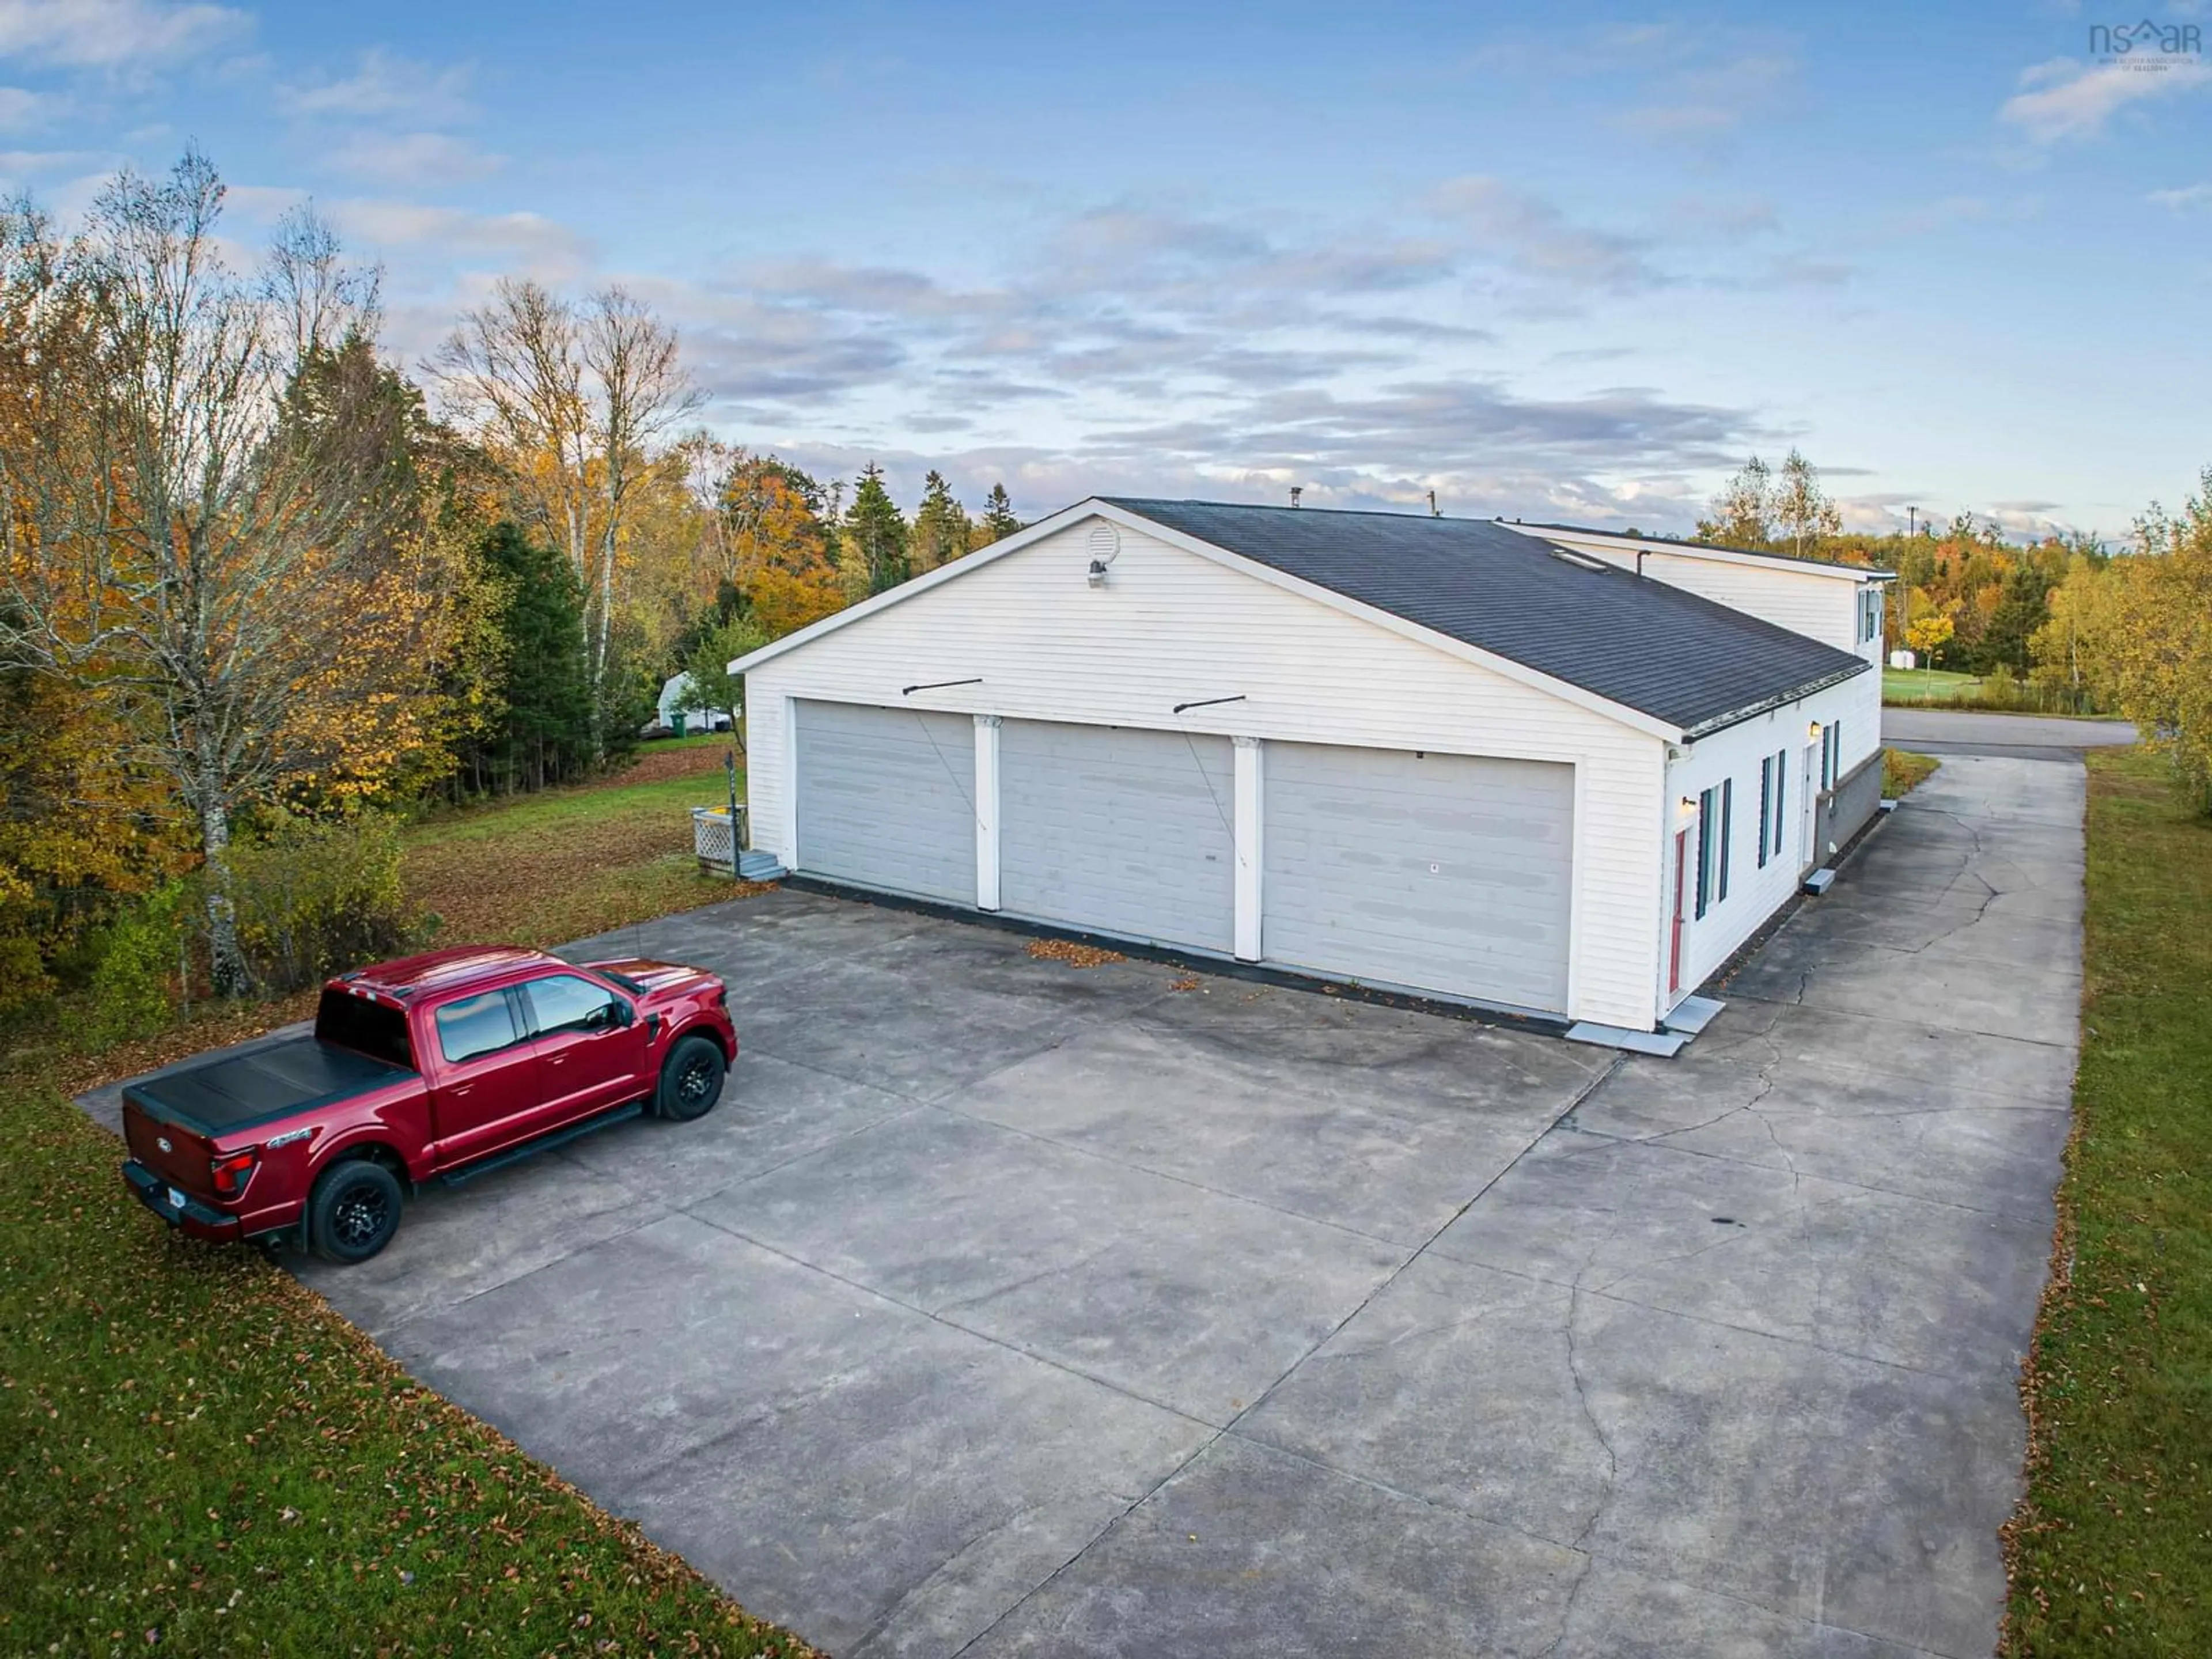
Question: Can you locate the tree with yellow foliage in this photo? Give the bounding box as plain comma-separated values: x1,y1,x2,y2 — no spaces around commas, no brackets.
0,154,450,994
2043,469,2212,805
1904,613,1956,691
704,449,847,639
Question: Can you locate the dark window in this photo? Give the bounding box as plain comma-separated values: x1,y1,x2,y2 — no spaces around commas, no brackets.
1695,785,1718,918
1832,719,1843,781
1772,748,1788,858
1757,757,1772,870
435,990,521,1065
1719,778,1733,901
315,988,415,1071
524,973,626,1037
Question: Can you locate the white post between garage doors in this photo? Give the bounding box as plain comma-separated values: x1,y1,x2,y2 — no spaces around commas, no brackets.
1233,736,1262,961
974,714,1002,910
778,693,800,869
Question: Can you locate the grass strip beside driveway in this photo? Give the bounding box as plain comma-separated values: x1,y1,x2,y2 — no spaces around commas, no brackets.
1883,747,1939,797
0,1074,812,1656
2,741,804,1655
2004,747,2212,1654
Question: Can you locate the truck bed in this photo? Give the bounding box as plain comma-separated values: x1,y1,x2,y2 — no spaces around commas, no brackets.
126,1036,412,1137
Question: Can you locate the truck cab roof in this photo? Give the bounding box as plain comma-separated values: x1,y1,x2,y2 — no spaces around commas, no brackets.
338,945,566,1001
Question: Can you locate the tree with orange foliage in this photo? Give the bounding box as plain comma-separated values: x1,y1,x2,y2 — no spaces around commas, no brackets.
704,449,847,639
0,153,450,994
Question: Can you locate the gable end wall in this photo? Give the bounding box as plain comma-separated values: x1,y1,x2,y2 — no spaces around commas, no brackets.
742,517,1670,1028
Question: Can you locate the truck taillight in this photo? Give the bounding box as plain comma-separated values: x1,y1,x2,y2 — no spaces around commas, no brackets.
210,1149,260,1199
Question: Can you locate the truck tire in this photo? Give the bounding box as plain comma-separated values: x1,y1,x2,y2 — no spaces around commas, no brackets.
308,1158,405,1265
656,1035,726,1122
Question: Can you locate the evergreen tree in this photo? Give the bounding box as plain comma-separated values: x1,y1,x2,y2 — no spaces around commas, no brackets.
462,522,594,793
910,469,974,574
844,463,910,594
1976,562,2055,676
979,482,1022,544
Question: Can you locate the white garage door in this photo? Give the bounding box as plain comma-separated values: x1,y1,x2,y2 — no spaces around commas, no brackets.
1262,743,1574,1014
795,700,976,905
999,720,1235,952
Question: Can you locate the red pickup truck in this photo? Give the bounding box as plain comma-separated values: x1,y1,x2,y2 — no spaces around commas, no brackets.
119,945,737,1264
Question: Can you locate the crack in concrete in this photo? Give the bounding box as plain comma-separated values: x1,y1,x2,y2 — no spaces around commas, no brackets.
1560,1284,1618,1550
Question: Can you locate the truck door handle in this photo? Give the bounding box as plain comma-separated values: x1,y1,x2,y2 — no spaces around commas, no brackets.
547,1054,567,1066
452,1084,473,1096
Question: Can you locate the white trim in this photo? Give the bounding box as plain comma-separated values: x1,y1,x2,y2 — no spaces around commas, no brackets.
1565,759,1586,1021
1505,522,1894,585
779,694,800,868
1232,736,1263,962
733,498,1684,742
974,714,1001,911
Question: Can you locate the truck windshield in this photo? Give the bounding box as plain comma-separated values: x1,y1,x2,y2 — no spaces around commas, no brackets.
314,989,416,1071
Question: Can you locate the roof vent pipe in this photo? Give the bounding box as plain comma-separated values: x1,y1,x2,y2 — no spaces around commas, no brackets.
1427,490,1439,517
1290,486,1302,509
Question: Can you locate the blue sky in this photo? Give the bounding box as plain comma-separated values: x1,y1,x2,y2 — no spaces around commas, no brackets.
2,0,2208,536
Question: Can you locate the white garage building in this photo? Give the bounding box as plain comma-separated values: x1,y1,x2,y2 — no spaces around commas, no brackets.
731,499,1889,1036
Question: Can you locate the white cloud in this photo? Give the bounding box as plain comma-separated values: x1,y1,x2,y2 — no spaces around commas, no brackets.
0,145,103,178
2149,181,2212,210
2001,56,2212,143
277,47,474,124
0,83,51,129
1465,23,1801,143
1616,53,1801,139
0,0,246,69
327,199,592,272
1426,176,1659,292
328,130,502,187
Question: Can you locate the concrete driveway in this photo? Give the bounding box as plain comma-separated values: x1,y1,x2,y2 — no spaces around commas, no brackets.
91,753,2079,1658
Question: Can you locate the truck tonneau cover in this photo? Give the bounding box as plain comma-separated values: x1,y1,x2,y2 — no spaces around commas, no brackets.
126,1037,412,1137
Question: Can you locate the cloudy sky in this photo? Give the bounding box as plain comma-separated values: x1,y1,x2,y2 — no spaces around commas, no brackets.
3,0,2208,536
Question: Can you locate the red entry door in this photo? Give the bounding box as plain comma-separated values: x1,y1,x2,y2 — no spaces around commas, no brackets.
1669,828,1690,994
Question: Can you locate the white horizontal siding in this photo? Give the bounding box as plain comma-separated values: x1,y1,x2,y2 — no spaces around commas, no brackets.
1636,551,1856,651
1661,668,1881,1003
744,517,1669,1029
1536,531,1862,652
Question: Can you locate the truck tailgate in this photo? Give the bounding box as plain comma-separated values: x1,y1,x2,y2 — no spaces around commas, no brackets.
122,1097,219,1199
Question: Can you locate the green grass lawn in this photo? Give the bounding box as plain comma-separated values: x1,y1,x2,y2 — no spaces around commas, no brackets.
400,748,761,951
1883,666,1980,701
0,749,805,1657
2003,746,2212,1655
1883,747,1939,797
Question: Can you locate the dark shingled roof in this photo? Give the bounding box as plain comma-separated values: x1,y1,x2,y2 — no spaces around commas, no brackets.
1101,498,1871,737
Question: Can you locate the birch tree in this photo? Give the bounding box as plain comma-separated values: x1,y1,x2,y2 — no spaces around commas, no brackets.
435,282,697,754
1696,455,1774,548
0,153,441,993
1774,448,1843,558
582,286,699,711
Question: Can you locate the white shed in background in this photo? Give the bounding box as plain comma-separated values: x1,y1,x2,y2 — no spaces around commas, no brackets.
654,672,732,736
732,498,1891,1036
